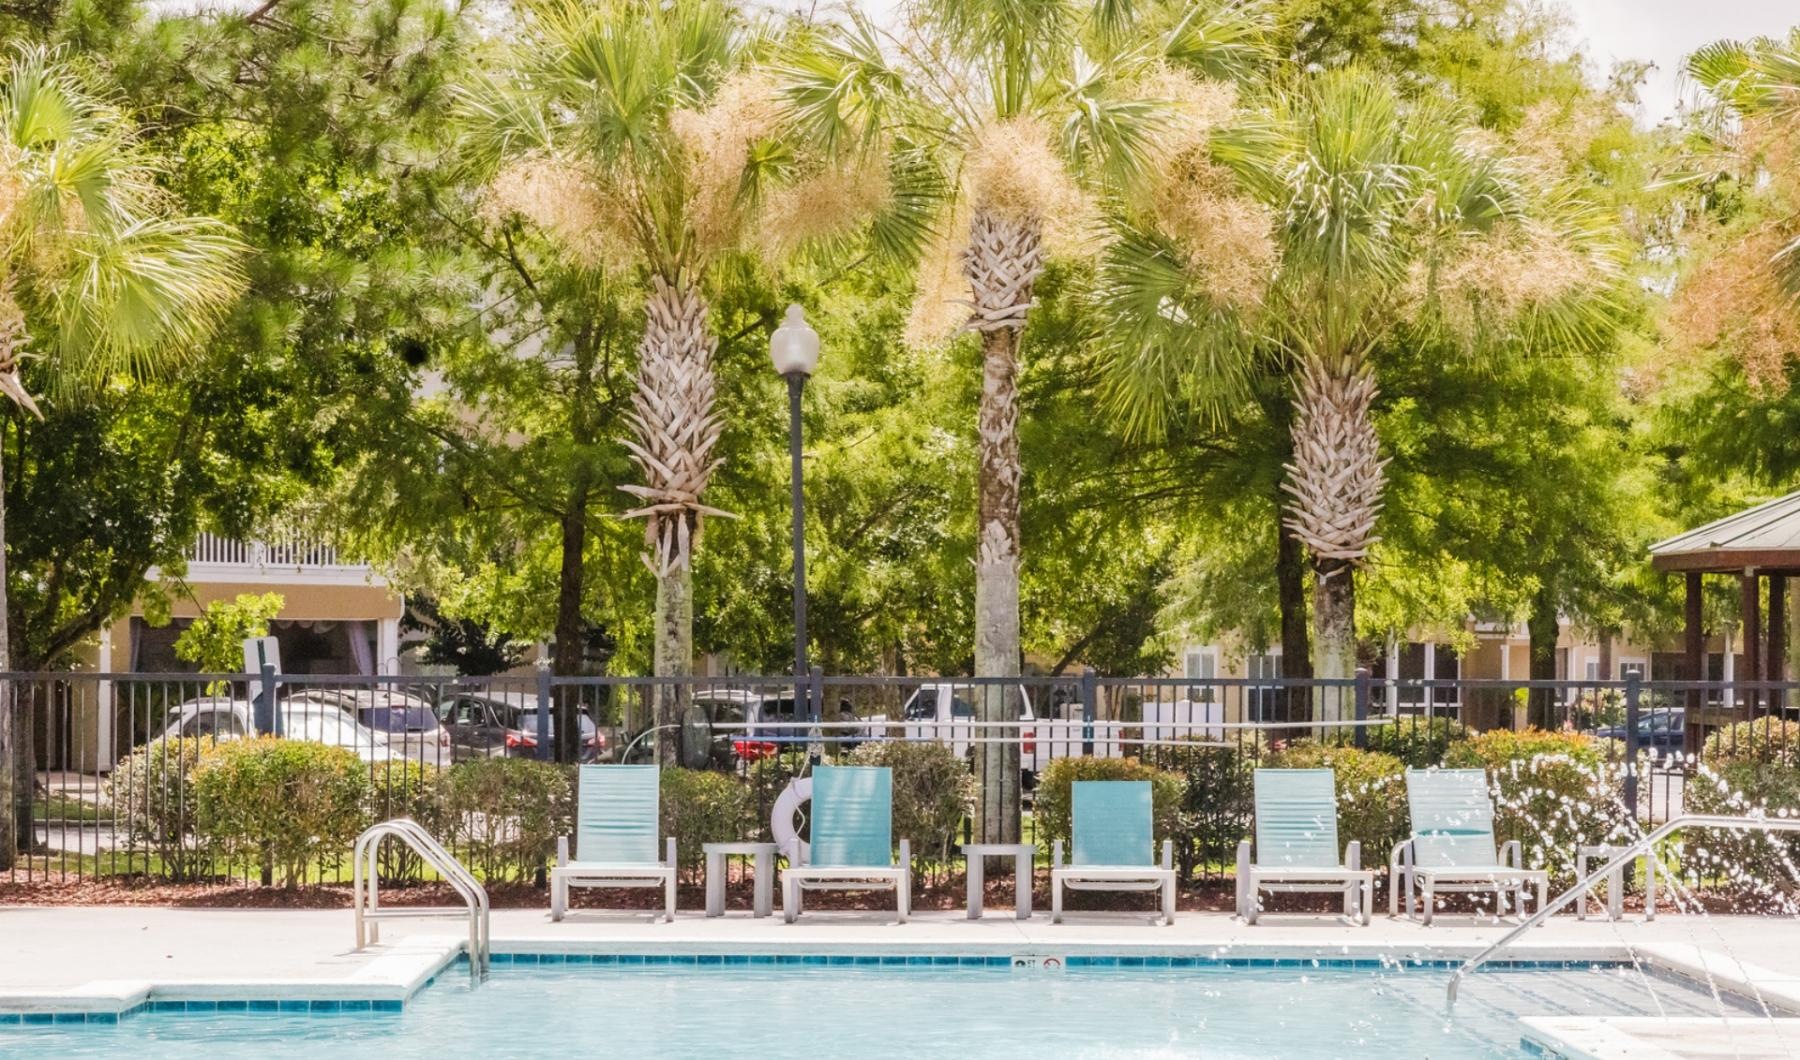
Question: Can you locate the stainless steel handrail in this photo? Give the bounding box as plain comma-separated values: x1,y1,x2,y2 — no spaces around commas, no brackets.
353,818,490,985
1446,813,1800,1010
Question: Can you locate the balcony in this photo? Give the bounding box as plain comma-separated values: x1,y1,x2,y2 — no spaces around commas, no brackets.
178,531,383,587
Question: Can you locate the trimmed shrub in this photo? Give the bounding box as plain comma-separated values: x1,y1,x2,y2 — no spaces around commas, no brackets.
106,737,208,880
1264,742,1408,866
1142,740,1254,879
365,761,440,883
193,738,370,888
849,739,976,861
435,757,573,882
661,768,750,875
1364,717,1469,768
1442,728,1626,885
1703,719,1800,769
1034,757,1185,855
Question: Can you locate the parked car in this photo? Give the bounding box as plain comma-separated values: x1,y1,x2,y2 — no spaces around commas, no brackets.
898,682,1040,787
287,688,450,767
1595,708,1686,757
157,697,398,763
618,690,869,766
433,690,608,763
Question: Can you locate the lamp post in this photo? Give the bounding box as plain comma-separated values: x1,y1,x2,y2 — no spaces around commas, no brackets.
770,304,820,719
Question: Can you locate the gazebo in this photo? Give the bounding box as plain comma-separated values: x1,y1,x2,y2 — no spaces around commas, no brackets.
1650,489,1800,740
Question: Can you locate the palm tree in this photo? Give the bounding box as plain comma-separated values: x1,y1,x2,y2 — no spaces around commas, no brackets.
1675,31,1800,388
461,0,897,758
783,0,1270,840
0,46,246,868
1099,69,1624,706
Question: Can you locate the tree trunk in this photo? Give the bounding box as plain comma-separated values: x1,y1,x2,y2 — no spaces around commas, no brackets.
1312,560,1356,721
1277,517,1312,726
621,277,725,768
0,441,13,870
963,207,1043,846
653,563,692,766
551,486,588,764
1527,588,1560,730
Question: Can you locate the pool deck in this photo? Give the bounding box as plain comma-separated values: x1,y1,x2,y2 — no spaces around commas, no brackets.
4,905,1800,1055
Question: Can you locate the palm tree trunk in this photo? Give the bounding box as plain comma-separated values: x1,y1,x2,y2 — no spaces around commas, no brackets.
621,276,723,766
1282,355,1385,721
1277,517,1312,727
0,442,12,871
963,207,1044,845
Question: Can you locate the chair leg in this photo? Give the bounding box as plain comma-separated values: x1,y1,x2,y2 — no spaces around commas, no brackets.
551,875,566,922
1421,878,1434,927
1360,878,1372,926
1161,877,1175,925
897,878,910,924
1052,877,1063,924
1244,879,1257,926
664,871,677,923
784,876,799,924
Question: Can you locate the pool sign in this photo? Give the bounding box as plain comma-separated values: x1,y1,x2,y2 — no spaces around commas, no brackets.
243,636,282,736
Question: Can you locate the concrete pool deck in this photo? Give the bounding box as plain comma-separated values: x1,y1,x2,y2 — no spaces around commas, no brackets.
5,906,1800,1056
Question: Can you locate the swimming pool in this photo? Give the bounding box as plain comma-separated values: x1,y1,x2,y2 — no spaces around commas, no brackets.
0,956,1758,1058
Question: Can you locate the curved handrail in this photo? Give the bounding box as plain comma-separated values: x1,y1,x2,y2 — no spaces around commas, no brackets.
1446,813,1800,1010
354,818,490,985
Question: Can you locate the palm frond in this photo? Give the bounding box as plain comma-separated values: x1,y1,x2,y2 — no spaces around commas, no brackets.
1158,0,1276,85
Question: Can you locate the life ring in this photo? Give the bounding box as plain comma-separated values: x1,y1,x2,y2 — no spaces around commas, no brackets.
771,776,812,865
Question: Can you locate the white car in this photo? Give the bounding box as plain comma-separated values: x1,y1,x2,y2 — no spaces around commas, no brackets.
159,697,398,763
287,688,451,767
898,682,1044,785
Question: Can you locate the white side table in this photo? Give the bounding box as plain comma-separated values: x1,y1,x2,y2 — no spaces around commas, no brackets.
962,843,1036,920
704,842,780,918
1576,844,1656,921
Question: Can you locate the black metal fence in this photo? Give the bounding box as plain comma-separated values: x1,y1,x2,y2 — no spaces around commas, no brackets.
5,670,1798,887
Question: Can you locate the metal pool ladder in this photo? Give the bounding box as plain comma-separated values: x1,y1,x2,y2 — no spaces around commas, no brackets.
354,818,491,985
1446,813,1800,1011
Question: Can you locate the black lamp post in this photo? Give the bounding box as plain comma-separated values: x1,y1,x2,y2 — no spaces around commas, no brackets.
770,304,820,715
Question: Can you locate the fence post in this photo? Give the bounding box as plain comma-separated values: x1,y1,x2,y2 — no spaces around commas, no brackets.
809,666,824,761
1080,668,1097,756
1353,667,1370,749
1623,673,1641,822
535,664,553,762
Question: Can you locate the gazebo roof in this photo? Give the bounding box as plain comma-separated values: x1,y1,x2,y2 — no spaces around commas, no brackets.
1651,489,1800,573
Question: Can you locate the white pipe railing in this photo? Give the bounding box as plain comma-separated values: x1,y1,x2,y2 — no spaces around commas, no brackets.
1446,813,1800,1011
353,818,490,985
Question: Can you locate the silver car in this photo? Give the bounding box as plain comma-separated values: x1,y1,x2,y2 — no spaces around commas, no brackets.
159,697,398,763
288,688,451,767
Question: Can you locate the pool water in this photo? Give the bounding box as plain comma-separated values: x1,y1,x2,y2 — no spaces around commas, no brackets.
0,959,1758,1058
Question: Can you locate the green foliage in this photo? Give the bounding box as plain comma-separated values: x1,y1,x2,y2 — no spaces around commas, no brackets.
1264,742,1408,865
848,740,977,860
435,758,574,882
660,768,750,874
1033,757,1186,853
193,738,370,888
1363,717,1469,768
1443,729,1626,884
1702,719,1800,768
1142,740,1256,877
106,737,207,880
173,592,285,675
365,761,441,884
1686,762,1800,892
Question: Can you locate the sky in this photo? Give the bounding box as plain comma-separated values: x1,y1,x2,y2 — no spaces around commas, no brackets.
1560,0,1796,122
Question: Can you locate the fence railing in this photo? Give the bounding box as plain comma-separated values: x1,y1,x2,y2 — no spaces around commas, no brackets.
5,670,1798,887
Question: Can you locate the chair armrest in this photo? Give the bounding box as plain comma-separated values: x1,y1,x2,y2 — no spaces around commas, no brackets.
1235,839,1251,876
1389,837,1412,873
1501,839,1523,869
1345,839,1361,872
899,838,911,869
1052,839,1064,869
1160,838,1173,871
556,835,569,868
665,837,677,868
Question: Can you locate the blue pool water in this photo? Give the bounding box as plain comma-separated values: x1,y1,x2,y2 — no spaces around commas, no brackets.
0,958,1758,1058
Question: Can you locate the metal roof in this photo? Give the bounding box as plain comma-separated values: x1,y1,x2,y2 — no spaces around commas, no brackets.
1650,489,1800,572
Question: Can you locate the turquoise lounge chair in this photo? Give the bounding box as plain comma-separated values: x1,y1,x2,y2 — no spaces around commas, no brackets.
551,764,676,922
1236,768,1373,925
781,765,911,923
1050,780,1176,925
1392,768,1547,924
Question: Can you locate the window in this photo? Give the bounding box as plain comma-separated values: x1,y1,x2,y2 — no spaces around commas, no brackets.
1620,660,1646,682
1246,652,1280,722
1584,659,1600,682
1369,643,1459,707
1184,648,1218,704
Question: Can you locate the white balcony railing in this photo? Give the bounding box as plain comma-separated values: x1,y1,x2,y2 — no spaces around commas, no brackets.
180,531,379,586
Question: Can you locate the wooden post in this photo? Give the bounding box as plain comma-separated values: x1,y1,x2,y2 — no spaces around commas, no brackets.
1741,571,1762,718
1770,573,1788,709
1685,572,1703,751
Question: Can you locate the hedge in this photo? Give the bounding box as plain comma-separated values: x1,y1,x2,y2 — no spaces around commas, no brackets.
1033,757,1185,855
107,737,208,880
436,757,573,882
193,737,370,888
1443,728,1626,885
